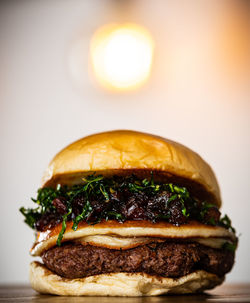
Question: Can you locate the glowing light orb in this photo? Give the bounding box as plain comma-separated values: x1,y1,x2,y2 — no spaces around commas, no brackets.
90,24,154,91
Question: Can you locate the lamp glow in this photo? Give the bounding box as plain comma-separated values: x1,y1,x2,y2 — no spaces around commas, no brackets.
90,24,154,91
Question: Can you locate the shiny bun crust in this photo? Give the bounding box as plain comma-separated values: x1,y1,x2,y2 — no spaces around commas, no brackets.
30,261,223,296
42,130,221,207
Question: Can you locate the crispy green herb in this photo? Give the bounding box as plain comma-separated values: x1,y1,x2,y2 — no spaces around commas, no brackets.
19,207,40,228
20,173,236,247
222,241,237,252
57,208,72,246
142,178,150,186
168,194,178,203
163,183,191,217
72,201,92,231
207,217,216,226
200,202,215,219
33,187,61,213
100,185,110,202
219,214,236,233
105,211,124,221
126,175,160,194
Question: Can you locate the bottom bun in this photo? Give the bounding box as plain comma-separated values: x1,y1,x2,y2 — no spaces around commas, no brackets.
30,261,223,296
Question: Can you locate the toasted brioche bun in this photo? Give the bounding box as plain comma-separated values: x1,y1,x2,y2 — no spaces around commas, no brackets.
31,220,236,256
42,130,221,207
29,131,230,296
30,261,223,296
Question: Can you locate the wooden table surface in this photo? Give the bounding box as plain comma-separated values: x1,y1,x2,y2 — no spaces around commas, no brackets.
0,284,250,303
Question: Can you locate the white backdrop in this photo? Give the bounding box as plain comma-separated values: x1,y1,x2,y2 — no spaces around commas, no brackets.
0,0,249,283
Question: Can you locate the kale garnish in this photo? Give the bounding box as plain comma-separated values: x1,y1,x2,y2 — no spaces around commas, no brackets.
200,202,216,220
20,173,236,246
19,207,41,229
72,201,92,231
219,214,236,233
222,241,237,252
57,208,72,246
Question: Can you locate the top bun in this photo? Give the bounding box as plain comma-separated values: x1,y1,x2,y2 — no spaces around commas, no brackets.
42,130,221,207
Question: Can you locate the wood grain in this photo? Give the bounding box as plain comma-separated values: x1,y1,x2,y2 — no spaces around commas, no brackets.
0,284,249,302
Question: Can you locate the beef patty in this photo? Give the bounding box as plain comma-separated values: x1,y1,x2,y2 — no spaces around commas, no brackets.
42,241,234,279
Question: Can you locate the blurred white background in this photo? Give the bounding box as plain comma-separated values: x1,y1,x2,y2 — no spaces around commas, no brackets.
0,0,249,283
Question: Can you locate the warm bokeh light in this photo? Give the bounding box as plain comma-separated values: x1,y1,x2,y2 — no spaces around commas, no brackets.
90,23,154,91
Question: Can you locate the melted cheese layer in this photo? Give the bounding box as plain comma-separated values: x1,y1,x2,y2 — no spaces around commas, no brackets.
31,220,236,256
74,235,164,249
74,235,232,250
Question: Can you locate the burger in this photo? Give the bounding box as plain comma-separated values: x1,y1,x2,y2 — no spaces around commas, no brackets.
20,130,237,296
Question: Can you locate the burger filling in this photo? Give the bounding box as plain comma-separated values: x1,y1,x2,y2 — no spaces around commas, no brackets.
20,174,237,279
20,174,236,246
41,241,235,279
